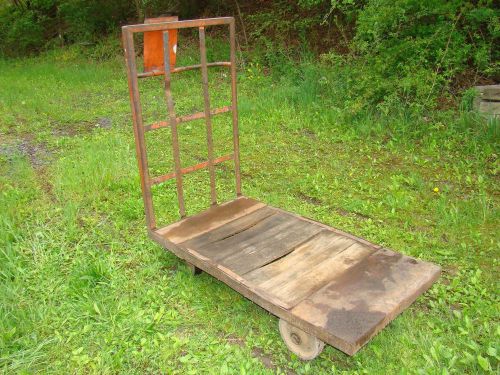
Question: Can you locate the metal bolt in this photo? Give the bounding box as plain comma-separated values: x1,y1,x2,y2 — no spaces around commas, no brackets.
291,332,301,345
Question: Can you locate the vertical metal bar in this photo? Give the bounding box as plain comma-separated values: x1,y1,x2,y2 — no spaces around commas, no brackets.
122,30,156,229
229,20,242,196
163,31,186,218
199,27,218,206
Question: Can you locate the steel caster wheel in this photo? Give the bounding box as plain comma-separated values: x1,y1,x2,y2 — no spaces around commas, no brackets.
279,319,325,360
185,261,202,275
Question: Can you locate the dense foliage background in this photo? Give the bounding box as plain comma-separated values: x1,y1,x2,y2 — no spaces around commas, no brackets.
0,0,498,112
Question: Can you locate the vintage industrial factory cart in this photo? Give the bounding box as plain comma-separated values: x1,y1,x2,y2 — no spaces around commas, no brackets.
122,17,441,360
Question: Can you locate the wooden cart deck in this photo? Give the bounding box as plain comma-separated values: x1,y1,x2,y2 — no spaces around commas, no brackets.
149,197,440,355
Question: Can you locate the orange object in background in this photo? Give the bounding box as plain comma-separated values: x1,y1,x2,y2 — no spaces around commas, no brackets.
143,16,178,72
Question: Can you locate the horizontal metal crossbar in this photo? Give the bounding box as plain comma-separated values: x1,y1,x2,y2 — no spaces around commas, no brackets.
123,17,233,33
145,106,231,132
138,62,231,78
150,154,233,185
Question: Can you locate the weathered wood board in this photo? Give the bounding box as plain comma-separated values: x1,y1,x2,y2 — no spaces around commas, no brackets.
475,85,500,101
478,101,500,115
153,196,440,355
291,248,440,354
156,197,265,243
245,234,377,309
474,84,500,117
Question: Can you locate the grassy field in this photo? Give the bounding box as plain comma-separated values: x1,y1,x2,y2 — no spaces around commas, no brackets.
0,38,498,374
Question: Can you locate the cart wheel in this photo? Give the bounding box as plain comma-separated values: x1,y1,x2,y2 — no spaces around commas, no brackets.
185,261,202,275
279,319,324,360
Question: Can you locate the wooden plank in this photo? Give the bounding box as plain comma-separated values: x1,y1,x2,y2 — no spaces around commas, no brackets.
182,207,276,250
475,84,500,101
245,231,353,283
245,232,376,309
291,248,441,355
213,213,323,275
271,206,381,250
155,197,265,243
185,211,295,261
479,101,500,115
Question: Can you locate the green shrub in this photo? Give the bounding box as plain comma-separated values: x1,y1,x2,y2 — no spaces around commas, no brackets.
0,0,139,56
261,0,499,113
0,5,46,57
58,0,136,44
352,0,499,110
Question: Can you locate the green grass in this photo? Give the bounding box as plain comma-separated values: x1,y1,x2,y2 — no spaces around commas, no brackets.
0,38,498,374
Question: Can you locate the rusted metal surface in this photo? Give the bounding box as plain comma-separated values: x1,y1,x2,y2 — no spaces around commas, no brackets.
123,17,233,33
122,30,156,229
229,20,242,196
151,154,233,185
198,26,217,206
143,16,178,73
162,30,186,218
138,62,231,78
145,106,231,132
123,16,241,222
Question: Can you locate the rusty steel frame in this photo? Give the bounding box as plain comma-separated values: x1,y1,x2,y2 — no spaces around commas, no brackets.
122,17,242,229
